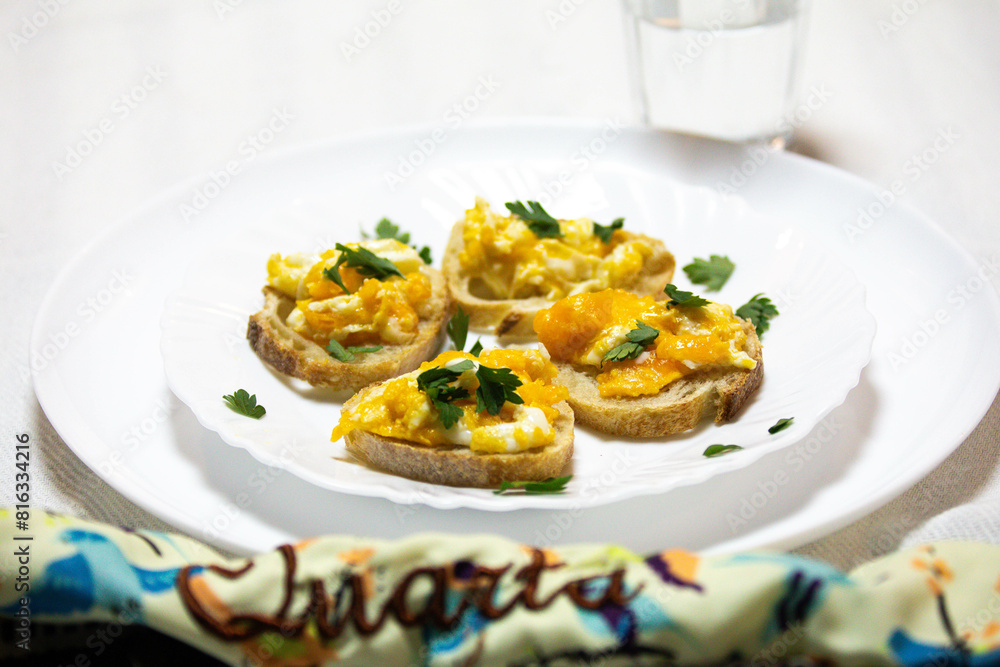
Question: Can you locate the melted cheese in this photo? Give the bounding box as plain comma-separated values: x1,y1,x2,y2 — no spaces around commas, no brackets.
457,197,654,301
534,289,756,398
266,239,431,346
331,349,568,454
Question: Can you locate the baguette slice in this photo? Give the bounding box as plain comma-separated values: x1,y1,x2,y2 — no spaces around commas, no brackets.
555,320,763,438
246,269,451,392
442,219,676,338
344,399,575,488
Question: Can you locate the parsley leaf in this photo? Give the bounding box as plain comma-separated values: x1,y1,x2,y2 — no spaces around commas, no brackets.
683,255,735,291
326,340,353,361
417,361,475,429
446,307,483,355
593,217,624,244
372,217,410,244
601,320,660,365
735,293,779,336
433,401,465,431
474,365,524,415
222,389,266,419
321,263,350,294
326,339,382,362
417,359,525,426
664,284,709,308
363,217,433,265
768,417,794,434
447,307,470,351
703,444,742,458
494,475,572,495
323,243,405,295
505,200,562,238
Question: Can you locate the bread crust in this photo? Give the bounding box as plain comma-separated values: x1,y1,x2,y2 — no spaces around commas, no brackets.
555,320,763,438
442,219,676,338
246,268,451,391
343,400,575,488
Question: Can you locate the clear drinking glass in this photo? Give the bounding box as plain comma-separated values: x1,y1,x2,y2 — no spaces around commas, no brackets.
623,0,809,147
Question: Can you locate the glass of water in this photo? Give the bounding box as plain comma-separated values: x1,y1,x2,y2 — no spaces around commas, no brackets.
623,0,809,147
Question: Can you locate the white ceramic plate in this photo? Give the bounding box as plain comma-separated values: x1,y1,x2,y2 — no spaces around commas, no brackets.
31,120,1000,556
160,178,874,510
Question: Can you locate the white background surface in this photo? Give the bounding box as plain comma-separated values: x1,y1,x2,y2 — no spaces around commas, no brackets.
2,0,998,571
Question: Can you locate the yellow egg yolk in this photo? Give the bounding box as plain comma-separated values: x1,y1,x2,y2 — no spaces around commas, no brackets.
331,349,569,454
534,289,756,398
457,197,653,301
266,239,431,347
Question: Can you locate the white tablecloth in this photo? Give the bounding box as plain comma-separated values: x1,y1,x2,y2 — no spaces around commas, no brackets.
2,0,998,572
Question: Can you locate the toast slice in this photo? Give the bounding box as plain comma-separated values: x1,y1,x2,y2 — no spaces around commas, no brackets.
553,320,763,438
343,400,574,488
441,202,676,338
247,266,451,391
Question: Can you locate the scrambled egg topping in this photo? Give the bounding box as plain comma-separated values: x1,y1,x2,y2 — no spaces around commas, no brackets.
331,349,569,454
534,289,756,398
267,239,432,346
458,197,654,300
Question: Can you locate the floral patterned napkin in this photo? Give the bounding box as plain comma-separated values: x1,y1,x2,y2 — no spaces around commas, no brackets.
3,509,1000,665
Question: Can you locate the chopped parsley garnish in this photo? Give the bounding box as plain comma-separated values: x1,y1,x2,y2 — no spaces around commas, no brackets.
447,306,483,355
447,307,470,351
416,359,524,427
322,243,404,294
222,389,266,419
363,217,433,265
417,361,474,430
601,320,660,365
735,293,779,336
372,217,410,244
768,417,794,434
664,283,709,308
683,255,735,291
326,339,382,362
505,200,562,238
593,217,624,244
494,475,572,495
703,444,743,458
474,365,524,416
